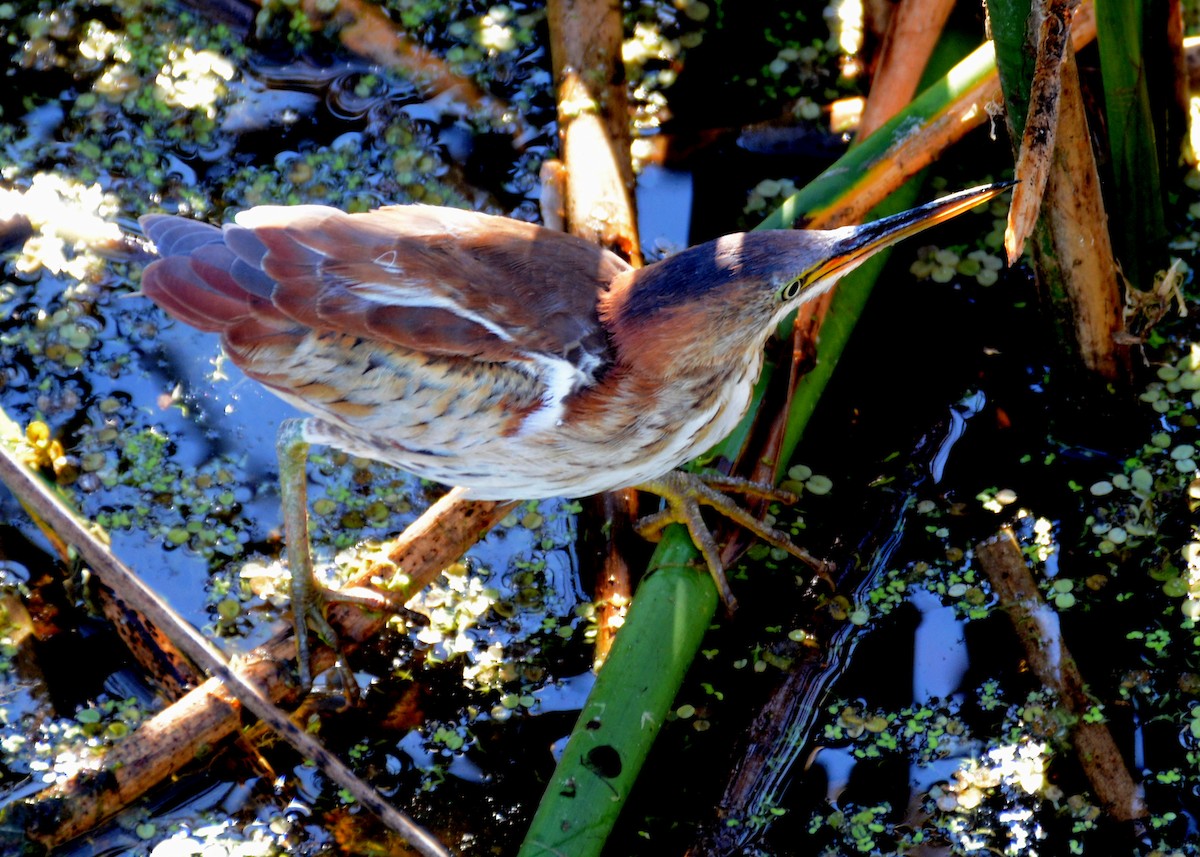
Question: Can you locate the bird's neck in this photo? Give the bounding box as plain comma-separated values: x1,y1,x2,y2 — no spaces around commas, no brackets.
600,247,770,379
561,347,764,470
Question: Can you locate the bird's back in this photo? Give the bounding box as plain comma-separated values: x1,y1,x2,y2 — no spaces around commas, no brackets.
138,205,654,496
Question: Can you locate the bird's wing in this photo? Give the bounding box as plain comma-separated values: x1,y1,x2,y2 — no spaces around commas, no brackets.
141,205,631,384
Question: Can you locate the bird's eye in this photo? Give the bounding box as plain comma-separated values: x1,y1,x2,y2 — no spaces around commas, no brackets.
778,278,803,302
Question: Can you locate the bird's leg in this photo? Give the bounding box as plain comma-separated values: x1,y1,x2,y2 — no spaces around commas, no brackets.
276,420,397,692
634,470,833,611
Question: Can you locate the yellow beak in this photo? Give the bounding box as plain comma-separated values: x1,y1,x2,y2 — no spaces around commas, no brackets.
809,181,1014,284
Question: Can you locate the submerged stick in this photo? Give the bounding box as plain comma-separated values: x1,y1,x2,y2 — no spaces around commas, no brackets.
252,0,529,141
975,528,1146,822
691,404,950,854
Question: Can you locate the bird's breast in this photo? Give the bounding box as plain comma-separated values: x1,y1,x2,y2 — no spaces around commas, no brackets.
541,350,765,484
249,330,767,499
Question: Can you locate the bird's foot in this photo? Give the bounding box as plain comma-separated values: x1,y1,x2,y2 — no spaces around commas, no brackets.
634,470,833,611
290,575,409,698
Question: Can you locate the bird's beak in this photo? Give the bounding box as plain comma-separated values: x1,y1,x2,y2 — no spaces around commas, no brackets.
809,181,1015,283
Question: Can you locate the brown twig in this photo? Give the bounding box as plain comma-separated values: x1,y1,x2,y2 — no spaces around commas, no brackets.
0,425,455,856
691,421,950,855
546,0,641,264
545,0,642,659
94,581,204,698
858,0,957,137
975,528,1147,822
1004,0,1079,263
359,489,517,604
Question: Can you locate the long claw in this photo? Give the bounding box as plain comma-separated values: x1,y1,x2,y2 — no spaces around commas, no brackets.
634,470,833,609
688,472,800,505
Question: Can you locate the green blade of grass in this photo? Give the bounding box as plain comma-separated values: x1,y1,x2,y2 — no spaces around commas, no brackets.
1094,0,1166,288
518,538,717,857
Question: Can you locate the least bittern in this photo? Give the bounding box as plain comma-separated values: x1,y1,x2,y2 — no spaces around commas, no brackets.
140,182,1008,684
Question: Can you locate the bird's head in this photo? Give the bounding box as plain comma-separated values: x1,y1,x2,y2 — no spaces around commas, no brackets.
599,182,1011,376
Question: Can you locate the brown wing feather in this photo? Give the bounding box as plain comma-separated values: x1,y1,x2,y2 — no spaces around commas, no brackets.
142,207,571,448
140,217,283,333
228,204,629,372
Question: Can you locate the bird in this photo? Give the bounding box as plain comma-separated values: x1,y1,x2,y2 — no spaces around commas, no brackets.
139,182,1009,685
